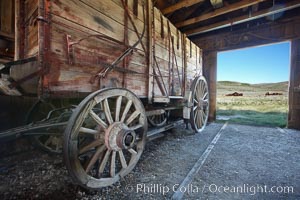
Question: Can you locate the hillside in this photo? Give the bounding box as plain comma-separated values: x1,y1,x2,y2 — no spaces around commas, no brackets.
217,81,288,94
216,81,288,127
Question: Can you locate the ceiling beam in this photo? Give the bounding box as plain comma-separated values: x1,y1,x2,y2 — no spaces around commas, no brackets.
176,0,267,28
162,0,205,15
186,0,300,36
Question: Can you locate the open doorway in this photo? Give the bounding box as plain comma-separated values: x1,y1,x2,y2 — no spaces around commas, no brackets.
216,42,290,127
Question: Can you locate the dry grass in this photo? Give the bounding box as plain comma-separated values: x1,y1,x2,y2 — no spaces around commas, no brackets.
217,81,288,127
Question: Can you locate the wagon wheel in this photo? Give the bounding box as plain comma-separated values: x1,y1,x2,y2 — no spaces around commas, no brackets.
148,110,169,127
26,100,63,154
190,76,209,133
64,88,147,189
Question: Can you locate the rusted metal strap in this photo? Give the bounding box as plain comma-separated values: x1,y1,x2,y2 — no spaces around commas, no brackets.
153,56,168,96
133,0,138,16
89,62,146,84
91,2,146,80
121,0,147,53
8,68,45,89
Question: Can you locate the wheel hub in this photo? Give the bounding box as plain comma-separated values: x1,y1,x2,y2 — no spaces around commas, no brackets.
197,99,208,110
105,122,136,151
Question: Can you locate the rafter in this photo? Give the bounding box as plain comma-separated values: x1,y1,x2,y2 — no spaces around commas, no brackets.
162,0,205,15
186,0,300,36
176,0,267,28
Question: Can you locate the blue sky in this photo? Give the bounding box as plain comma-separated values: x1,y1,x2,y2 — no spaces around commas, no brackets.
217,42,290,84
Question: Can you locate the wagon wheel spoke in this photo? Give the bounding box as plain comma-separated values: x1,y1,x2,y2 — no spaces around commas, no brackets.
110,151,116,177
103,99,114,125
126,110,140,126
118,150,128,169
89,110,108,129
115,96,122,122
203,92,208,100
128,148,138,155
79,140,103,155
130,124,143,131
79,127,99,135
85,145,106,172
200,80,205,97
193,106,198,111
121,100,132,123
201,110,206,123
98,150,111,175
196,83,201,101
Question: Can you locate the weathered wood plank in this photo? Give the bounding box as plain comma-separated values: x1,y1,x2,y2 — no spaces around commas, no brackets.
0,0,13,33
11,0,203,98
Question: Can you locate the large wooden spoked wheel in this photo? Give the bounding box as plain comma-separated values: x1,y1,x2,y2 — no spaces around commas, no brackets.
190,76,209,133
64,88,147,189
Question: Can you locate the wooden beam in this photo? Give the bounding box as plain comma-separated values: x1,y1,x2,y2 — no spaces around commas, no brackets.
203,51,217,122
176,0,267,28
193,16,300,52
162,0,205,15
288,39,300,129
170,4,202,24
186,0,300,36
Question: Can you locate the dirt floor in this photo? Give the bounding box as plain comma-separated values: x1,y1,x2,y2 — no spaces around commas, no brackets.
0,123,299,199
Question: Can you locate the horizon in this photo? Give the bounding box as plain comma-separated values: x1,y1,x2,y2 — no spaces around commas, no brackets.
217,80,289,85
217,42,290,84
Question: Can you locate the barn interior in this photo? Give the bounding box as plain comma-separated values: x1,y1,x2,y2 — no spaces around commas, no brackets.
1,0,299,129
153,0,300,129
0,0,300,199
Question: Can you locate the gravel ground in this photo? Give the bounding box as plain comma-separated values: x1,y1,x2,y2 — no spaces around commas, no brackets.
0,123,299,200
186,124,300,200
0,123,221,199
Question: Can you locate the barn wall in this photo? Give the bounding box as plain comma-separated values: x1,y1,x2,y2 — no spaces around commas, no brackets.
194,16,300,129
0,0,15,63
289,39,300,129
203,51,217,122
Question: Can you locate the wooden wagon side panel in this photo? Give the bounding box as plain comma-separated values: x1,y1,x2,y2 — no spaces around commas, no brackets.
185,38,203,91
15,0,39,59
43,0,148,97
152,7,185,98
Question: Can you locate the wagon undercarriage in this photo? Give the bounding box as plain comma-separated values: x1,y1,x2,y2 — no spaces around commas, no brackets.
0,0,209,189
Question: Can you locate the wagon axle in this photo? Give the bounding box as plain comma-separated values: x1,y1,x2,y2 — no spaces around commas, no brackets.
105,122,136,151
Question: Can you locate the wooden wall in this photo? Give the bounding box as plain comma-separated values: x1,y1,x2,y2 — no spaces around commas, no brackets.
0,0,15,63
152,7,202,98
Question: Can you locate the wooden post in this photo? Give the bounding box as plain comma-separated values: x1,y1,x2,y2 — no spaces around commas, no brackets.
147,0,154,103
203,51,217,122
288,39,300,129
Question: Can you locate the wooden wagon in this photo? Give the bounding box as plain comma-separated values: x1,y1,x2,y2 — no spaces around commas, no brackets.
0,0,209,189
